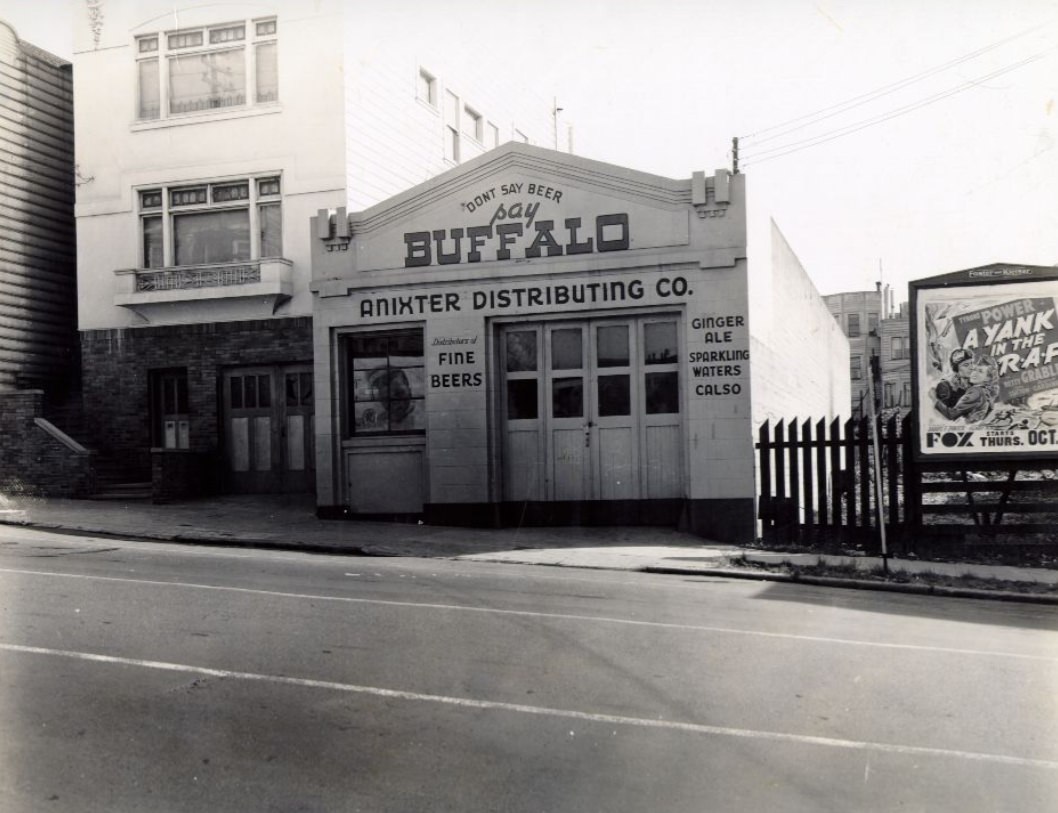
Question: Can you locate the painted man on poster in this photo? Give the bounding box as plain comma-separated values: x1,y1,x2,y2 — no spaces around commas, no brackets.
919,283,1058,455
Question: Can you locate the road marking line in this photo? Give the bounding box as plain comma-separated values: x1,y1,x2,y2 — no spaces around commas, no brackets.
1,566,1055,662
1,641,1055,771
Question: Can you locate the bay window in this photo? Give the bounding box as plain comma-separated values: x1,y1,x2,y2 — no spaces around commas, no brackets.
138,175,282,268
135,17,277,122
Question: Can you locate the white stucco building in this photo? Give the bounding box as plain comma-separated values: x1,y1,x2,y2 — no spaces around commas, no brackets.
72,0,556,494
309,145,848,541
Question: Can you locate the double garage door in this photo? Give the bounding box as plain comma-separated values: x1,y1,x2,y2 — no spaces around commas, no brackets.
500,315,683,503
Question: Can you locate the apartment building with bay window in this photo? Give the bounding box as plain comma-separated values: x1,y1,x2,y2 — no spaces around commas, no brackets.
73,1,555,496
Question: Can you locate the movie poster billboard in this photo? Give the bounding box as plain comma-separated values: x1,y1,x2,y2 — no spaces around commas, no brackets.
914,271,1058,459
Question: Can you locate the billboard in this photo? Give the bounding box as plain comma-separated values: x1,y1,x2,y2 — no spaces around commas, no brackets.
912,265,1058,460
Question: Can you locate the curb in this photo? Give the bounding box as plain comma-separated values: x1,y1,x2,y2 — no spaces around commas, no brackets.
642,566,1058,605
4,517,1057,604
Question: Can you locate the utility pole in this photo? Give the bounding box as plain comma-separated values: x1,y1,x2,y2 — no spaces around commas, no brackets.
731,136,740,174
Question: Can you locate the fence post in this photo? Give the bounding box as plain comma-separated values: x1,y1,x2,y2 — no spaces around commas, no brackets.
829,417,842,530
802,419,814,528
844,418,857,533
788,419,800,537
774,419,786,541
858,417,871,541
886,415,900,528
758,420,772,540
815,418,828,526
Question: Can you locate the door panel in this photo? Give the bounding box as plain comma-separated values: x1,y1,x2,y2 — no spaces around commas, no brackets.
223,364,315,493
500,316,682,504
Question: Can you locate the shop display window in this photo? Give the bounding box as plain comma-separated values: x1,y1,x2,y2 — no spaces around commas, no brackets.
347,331,425,435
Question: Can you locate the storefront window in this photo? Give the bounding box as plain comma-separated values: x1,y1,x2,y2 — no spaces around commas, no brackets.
348,331,425,435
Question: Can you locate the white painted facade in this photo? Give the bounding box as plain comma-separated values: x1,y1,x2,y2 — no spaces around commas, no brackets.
73,0,556,332
311,145,848,541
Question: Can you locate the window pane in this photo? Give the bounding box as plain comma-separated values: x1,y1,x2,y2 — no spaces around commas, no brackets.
163,378,176,413
171,187,207,207
299,372,313,405
210,25,245,44
597,325,629,367
847,314,861,337
506,331,537,372
389,399,424,432
256,20,277,36
213,182,249,202
645,371,679,414
418,69,435,105
598,374,630,416
644,322,677,364
286,373,298,406
176,376,189,413
257,177,281,196
138,59,160,120
170,50,246,114
389,332,424,359
244,377,257,408
445,126,459,162
507,380,538,420
230,377,243,409
260,203,282,257
552,377,583,418
256,42,278,103
168,30,204,49
143,216,163,268
551,328,582,370
257,375,271,408
174,209,250,265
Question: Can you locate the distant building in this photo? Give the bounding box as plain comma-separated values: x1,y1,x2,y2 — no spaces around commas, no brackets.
72,0,557,493
824,284,911,419
879,301,911,416
0,20,75,396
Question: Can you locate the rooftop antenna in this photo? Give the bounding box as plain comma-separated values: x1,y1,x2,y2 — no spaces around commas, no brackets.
732,136,740,174
553,98,563,150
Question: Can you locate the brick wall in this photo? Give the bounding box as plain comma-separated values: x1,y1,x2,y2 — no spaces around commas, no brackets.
79,317,313,477
0,390,95,497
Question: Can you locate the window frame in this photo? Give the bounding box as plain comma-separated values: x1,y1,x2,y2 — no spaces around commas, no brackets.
135,17,278,123
137,174,282,268
344,329,426,438
850,354,863,380
417,67,437,108
847,313,861,338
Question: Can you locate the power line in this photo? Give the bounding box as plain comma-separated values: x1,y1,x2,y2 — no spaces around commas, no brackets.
739,18,1054,146
740,49,1052,169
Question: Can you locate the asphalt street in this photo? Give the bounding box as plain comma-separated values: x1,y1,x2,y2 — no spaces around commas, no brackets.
1,525,1056,812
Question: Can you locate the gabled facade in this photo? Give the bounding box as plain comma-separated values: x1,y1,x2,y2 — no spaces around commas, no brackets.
310,145,848,541
72,1,555,492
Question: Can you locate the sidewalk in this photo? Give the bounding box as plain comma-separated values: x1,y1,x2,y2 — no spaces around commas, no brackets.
1,493,1056,602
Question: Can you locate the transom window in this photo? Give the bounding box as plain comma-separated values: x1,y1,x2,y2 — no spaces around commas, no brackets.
138,176,282,268
136,17,278,121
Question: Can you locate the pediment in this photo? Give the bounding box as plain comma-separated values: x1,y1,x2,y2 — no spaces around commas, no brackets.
333,144,709,275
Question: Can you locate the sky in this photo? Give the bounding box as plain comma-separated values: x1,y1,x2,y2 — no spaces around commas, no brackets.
6,0,1058,304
